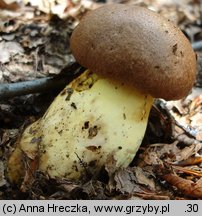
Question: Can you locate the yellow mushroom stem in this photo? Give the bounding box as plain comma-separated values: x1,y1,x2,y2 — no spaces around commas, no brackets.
8,70,153,183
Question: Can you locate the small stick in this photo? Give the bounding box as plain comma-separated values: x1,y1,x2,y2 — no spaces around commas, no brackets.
192,41,202,51
0,77,67,100
0,63,84,101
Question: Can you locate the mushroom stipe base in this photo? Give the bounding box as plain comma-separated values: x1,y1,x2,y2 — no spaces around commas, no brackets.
8,70,154,183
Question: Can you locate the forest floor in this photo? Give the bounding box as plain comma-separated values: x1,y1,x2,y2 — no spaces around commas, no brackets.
0,0,202,199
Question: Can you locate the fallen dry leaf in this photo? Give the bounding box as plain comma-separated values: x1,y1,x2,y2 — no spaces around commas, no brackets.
175,156,202,166
132,166,156,191
177,143,202,161
0,41,24,64
140,141,181,165
162,173,202,199
172,165,202,177
82,180,107,199
0,161,7,187
164,87,202,143
130,192,170,200
140,141,202,172
114,168,143,194
20,155,39,192
0,0,19,10
23,0,101,19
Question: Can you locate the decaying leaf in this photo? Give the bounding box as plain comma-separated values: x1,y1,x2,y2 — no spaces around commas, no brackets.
177,143,202,161
20,155,39,192
162,173,202,199
164,87,202,143
175,156,202,166
0,0,19,10
114,168,142,194
111,166,156,197
141,140,202,167
0,161,7,187
172,165,202,177
22,0,100,19
0,41,24,64
130,192,170,200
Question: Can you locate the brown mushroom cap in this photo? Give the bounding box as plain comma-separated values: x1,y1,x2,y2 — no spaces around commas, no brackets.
70,4,196,100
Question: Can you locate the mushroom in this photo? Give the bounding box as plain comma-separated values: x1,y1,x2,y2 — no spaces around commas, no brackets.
7,4,196,183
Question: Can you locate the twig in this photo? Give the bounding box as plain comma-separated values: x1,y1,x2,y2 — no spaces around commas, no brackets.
0,77,62,100
192,41,202,51
0,63,84,101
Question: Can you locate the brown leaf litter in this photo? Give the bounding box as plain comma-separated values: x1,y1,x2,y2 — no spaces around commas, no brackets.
1,0,202,200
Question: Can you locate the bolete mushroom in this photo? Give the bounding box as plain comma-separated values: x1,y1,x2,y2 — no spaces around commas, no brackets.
7,4,196,184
